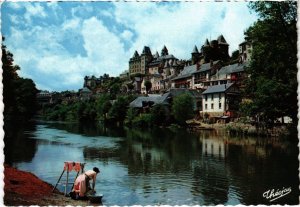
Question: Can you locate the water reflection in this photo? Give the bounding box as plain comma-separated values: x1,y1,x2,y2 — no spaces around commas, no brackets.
6,121,299,205
4,122,38,164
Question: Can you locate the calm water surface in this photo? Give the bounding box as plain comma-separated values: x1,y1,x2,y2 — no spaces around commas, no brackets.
5,121,299,205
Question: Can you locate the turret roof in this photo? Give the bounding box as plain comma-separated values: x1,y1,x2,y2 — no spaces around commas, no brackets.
142,46,152,55
161,45,169,56
217,35,229,45
192,45,199,53
204,39,210,47
133,50,139,58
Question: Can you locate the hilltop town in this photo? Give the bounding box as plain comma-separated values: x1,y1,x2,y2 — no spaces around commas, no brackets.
38,34,253,124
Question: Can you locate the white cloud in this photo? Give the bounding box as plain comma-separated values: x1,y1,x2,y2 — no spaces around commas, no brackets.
8,14,129,91
62,18,81,30
4,2,257,92
81,17,128,74
7,2,22,10
24,3,47,23
120,30,134,41
71,5,93,18
114,2,257,59
9,14,21,25
101,10,114,18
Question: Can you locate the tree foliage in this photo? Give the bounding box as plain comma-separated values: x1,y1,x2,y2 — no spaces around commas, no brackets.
144,80,152,93
150,104,170,126
2,37,38,123
171,94,194,125
108,95,136,123
230,50,239,63
243,1,297,125
96,94,111,120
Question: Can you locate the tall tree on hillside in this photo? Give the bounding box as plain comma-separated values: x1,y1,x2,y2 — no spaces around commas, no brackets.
243,1,297,126
2,37,38,123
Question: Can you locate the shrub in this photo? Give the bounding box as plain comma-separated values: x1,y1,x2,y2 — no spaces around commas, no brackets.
132,114,153,128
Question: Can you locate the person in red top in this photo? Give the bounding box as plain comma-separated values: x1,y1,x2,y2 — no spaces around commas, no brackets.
72,167,100,198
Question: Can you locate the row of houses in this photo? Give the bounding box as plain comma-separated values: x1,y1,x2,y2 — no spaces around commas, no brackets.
127,37,252,120
38,35,252,121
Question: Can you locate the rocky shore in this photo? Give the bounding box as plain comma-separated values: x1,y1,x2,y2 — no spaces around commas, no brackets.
4,165,91,206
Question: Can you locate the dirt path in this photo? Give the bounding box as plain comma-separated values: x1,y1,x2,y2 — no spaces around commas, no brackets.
4,165,94,206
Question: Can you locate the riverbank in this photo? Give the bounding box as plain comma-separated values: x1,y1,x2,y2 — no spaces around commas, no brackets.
186,119,290,137
4,165,90,206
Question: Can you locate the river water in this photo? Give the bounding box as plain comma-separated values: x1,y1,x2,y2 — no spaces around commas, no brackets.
5,121,299,205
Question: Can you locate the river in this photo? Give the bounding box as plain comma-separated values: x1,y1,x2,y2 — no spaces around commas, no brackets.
5,121,299,205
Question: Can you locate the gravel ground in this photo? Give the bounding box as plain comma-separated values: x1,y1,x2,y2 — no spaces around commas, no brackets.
4,165,100,206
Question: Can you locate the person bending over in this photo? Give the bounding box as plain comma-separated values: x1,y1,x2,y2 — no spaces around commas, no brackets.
73,167,100,198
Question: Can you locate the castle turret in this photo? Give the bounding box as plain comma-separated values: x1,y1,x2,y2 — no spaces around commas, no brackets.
191,45,200,65
142,46,152,55
133,50,139,58
141,46,153,74
161,45,169,56
217,34,229,61
202,39,211,63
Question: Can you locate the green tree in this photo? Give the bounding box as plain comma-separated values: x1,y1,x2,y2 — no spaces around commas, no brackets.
127,83,134,91
244,1,297,126
2,37,38,122
109,83,121,99
231,50,239,63
144,80,152,93
108,96,129,123
125,107,138,126
150,104,170,126
96,94,111,120
172,94,194,125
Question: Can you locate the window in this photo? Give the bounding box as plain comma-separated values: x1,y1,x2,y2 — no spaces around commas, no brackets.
205,95,208,101
219,93,221,101
211,94,214,100
211,103,214,109
205,104,207,110
219,102,222,109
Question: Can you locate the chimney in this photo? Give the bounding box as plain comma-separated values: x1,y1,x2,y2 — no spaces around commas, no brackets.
196,62,200,70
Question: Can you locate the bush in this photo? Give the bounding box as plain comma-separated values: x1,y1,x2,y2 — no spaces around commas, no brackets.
125,107,138,126
172,93,194,125
132,114,153,128
150,104,170,126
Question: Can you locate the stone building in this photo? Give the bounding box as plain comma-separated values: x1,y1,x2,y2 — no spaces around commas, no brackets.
129,46,153,75
129,45,181,93
202,83,240,118
239,40,252,63
201,35,230,63
129,45,178,77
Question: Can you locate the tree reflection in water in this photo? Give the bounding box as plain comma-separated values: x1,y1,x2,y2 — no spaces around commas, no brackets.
4,121,38,165
7,121,299,205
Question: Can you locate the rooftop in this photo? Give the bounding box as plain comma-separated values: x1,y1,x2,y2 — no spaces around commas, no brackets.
202,83,234,94
217,63,247,75
193,60,221,74
172,64,197,80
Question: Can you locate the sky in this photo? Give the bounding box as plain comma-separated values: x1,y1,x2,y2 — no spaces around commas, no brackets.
1,1,258,92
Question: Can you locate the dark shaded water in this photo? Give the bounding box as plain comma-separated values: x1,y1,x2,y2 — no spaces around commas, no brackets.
5,121,299,205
